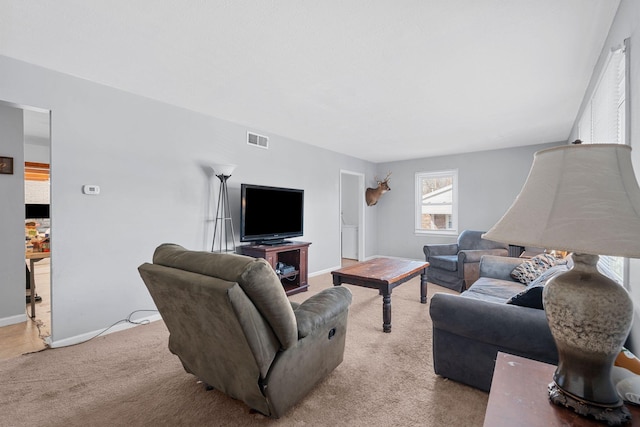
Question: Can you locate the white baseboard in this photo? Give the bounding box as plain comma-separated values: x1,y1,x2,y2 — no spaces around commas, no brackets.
0,313,28,327
46,313,162,348
310,265,341,277
369,254,423,262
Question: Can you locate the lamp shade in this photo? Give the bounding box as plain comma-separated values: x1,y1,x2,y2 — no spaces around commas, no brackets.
483,144,640,258
211,163,236,177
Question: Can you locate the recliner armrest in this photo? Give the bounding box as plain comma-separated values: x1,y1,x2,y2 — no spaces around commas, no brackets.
459,248,509,264
424,243,459,259
294,287,352,338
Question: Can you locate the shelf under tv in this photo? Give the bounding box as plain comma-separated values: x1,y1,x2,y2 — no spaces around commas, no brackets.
237,241,311,296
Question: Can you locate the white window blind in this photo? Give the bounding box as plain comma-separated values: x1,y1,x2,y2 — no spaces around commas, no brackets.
576,42,627,285
578,46,626,145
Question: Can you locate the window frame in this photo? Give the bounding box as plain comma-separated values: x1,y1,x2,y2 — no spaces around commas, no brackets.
415,169,458,236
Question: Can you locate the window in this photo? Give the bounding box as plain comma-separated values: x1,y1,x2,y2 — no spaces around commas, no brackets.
415,170,458,234
576,41,627,285
577,45,626,145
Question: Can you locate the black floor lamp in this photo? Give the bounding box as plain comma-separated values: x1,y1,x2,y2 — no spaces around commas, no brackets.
211,163,237,253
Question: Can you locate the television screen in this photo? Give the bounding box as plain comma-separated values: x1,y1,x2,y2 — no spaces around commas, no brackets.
241,184,304,244
25,203,50,219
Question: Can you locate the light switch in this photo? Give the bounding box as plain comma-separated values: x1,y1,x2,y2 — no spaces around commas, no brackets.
82,185,100,195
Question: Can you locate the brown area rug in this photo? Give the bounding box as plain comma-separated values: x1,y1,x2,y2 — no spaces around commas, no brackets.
0,270,488,426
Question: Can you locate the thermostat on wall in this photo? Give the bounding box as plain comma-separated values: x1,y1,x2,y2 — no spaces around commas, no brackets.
82,185,100,195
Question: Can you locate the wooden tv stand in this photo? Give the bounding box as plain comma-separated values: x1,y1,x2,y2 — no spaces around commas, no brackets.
237,241,311,296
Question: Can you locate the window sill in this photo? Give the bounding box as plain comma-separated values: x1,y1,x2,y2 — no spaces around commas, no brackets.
415,229,458,237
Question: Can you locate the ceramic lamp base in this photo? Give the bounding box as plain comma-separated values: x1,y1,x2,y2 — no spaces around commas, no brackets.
543,253,634,425
549,382,631,425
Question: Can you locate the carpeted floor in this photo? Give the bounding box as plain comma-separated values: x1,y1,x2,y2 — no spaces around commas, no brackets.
0,270,488,426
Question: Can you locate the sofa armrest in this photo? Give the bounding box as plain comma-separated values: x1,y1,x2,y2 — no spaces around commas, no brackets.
294,287,352,338
478,255,523,281
430,292,557,362
424,243,459,259
459,248,509,264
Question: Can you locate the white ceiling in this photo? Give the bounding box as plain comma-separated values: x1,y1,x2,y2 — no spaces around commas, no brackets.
0,1,620,163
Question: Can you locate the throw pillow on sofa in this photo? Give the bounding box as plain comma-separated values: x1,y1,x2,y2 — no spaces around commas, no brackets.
510,253,561,285
507,264,569,309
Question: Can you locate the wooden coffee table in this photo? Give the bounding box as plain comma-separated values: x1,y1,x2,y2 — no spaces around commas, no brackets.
331,257,429,332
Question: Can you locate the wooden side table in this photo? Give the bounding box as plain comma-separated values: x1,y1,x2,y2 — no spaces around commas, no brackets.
484,352,640,426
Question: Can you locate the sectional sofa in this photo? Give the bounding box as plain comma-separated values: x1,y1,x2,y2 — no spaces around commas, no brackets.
428,255,563,391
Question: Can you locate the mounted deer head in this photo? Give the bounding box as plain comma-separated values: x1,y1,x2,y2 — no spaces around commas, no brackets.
365,172,391,206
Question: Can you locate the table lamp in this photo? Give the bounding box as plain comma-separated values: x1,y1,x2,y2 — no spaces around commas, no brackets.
483,143,640,425
211,163,237,253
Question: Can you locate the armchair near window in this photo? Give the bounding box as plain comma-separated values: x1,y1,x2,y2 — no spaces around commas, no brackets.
138,244,352,418
423,230,509,292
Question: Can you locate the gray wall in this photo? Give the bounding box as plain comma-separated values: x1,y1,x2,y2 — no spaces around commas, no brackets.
0,104,26,326
0,55,377,344
568,0,640,350
374,142,562,260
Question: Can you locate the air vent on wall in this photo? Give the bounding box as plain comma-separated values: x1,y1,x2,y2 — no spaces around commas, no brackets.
247,132,269,149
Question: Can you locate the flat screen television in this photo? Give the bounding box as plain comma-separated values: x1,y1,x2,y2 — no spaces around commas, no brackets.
25,203,50,219
240,184,304,245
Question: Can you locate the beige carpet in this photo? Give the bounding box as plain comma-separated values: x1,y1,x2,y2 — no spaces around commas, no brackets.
0,271,488,427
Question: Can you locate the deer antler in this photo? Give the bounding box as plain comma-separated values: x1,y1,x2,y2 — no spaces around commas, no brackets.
374,172,392,184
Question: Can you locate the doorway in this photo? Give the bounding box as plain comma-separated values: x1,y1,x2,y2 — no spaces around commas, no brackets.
24,108,51,342
0,101,52,357
339,170,365,264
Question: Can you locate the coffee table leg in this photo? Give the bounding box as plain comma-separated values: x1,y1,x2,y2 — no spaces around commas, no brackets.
420,269,427,304
332,275,342,286
382,293,391,333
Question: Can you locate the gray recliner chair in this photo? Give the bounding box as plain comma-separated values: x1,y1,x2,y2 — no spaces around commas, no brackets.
423,230,509,292
138,243,352,418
